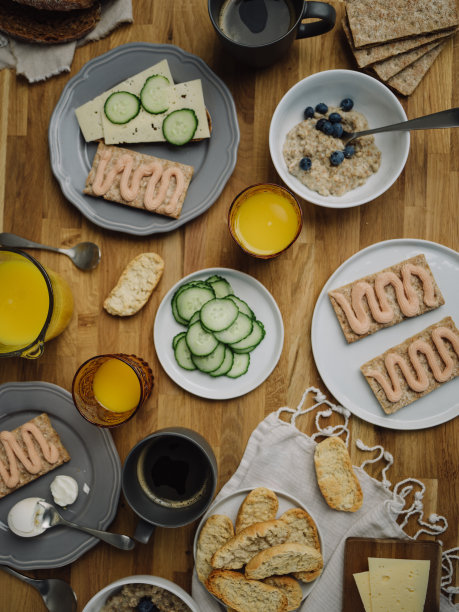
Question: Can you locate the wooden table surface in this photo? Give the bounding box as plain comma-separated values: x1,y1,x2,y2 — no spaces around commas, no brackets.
0,1,457,610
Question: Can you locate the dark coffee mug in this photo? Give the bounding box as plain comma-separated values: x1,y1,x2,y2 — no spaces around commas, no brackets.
122,427,218,543
208,0,336,68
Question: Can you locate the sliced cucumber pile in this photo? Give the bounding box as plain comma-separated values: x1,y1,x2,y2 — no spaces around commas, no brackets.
171,275,265,378
104,91,141,124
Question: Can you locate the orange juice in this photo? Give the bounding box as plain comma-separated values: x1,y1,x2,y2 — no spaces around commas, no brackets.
93,358,142,413
44,268,74,342
230,184,302,257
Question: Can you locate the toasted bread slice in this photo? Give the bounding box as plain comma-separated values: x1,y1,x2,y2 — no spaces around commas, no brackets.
206,570,288,612
196,514,234,583
279,507,322,582
245,542,323,580
263,576,303,611
235,487,279,534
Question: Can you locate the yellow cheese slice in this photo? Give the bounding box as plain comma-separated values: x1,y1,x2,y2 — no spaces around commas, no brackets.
368,557,430,612
353,571,372,612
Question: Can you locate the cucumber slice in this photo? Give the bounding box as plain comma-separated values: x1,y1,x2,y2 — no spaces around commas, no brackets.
140,75,170,114
189,311,201,326
214,312,253,344
172,331,186,350
162,108,198,146
172,299,188,325
191,343,225,373
186,321,218,356
230,320,265,352
205,275,223,283
174,336,196,371
208,278,234,298
226,352,250,378
227,295,255,319
176,285,215,322
200,298,239,332
209,346,234,377
104,91,140,124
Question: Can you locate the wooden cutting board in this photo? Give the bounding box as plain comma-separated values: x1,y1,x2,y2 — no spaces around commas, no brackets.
342,537,442,612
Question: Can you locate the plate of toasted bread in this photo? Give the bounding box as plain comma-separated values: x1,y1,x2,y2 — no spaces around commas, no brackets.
193,487,323,611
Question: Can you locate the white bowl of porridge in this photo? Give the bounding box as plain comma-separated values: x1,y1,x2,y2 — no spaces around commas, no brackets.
82,574,199,612
269,69,410,208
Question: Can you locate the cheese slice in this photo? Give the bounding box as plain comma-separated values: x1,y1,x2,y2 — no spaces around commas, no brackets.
75,59,174,142
368,557,430,612
353,571,372,612
101,79,210,144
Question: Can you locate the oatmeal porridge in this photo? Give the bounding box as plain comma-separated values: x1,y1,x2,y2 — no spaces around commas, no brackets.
283,104,381,197
100,583,192,611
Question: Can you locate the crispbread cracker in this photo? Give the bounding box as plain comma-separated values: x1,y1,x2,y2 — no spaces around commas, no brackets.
387,42,446,96
361,316,459,414
314,437,363,512
245,542,323,580
84,141,194,219
103,252,164,317
263,576,303,611
346,0,458,49
328,254,444,343
196,514,235,583
372,40,442,81
235,487,279,533
206,570,288,612
0,413,70,498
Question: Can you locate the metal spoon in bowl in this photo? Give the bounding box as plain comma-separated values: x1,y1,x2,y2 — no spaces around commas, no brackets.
37,501,135,551
341,107,459,145
0,564,77,612
0,232,101,271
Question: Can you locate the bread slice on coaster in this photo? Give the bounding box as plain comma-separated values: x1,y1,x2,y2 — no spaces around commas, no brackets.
206,570,288,612
196,514,235,583
314,437,363,512
211,519,291,570
245,542,323,580
0,0,101,44
235,487,279,534
263,576,303,611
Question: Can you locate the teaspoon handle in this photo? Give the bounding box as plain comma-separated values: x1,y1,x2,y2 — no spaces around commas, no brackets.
355,107,459,139
0,232,60,254
0,564,36,586
60,518,136,551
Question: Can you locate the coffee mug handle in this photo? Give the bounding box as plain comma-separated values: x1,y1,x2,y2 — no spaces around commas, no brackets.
134,518,156,544
297,1,336,38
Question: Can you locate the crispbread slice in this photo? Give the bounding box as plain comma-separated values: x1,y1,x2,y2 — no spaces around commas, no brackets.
372,40,443,81
346,0,458,49
206,570,288,612
196,514,235,583
328,254,444,343
235,487,279,534
361,316,459,414
245,542,323,580
84,141,193,219
386,42,446,96
0,413,70,498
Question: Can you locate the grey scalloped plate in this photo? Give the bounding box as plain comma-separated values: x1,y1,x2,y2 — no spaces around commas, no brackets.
0,381,121,569
49,42,240,236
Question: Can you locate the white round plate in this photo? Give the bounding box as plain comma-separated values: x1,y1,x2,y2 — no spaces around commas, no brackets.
153,268,284,400
311,239,459,430
193,487,323,608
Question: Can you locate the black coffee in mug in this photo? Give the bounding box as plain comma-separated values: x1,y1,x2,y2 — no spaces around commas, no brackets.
137,436,211,508
219,0,295,46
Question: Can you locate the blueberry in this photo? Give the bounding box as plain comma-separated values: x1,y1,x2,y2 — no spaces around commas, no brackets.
328,112,342,123
343,144,355,158
303,106,315,119
322,121,334,136
331,123,344,138
330,151,345,166
315,118,327,131
136,598,159,612
299,157,312,171
340,98,354,112
315,102,328,114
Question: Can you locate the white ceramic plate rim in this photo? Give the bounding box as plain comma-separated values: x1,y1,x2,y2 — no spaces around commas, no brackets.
269,69,410,209
311,239,459,430
153,268,284,400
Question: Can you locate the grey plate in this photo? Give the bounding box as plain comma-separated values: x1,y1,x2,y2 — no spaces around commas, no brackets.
0,381,121,569
49,42,240,236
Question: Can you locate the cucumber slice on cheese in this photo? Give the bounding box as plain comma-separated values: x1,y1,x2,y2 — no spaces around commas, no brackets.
104,91,141,124
162,108,198,145
140,75,171,114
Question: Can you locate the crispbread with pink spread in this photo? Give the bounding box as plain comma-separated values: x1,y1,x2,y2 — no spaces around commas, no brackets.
0,413,70,498
361,316,459,414
84,141,194,219
328,254,444,343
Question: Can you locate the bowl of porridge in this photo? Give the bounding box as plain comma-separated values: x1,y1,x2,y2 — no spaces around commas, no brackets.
269,69,410,208
82,574,199,612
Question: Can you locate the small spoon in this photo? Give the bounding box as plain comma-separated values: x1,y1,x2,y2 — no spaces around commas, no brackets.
341,107,459,145
0,564,77,612
37,501,135,551
0,232,101,271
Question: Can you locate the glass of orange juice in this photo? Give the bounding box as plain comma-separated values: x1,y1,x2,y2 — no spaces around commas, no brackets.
228,183,303,259
0,248,73,358
72,354,154,427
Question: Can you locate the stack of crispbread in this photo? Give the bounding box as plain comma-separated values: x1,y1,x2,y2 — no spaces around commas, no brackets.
343,0,458,95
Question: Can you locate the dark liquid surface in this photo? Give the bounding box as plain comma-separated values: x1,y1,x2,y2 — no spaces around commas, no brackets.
219,0,295,46
138,437,210,508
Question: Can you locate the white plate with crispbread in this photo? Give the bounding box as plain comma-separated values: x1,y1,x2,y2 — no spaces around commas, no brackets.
311,238,459,430
193,487,324,609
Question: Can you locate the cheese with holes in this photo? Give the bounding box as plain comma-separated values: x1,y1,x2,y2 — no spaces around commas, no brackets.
353,571,372,612
75,59,174,142
368,558,430,612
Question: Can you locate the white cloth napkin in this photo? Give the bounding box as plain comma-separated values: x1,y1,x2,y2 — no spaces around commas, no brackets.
0,0,132,82
191,388,457,611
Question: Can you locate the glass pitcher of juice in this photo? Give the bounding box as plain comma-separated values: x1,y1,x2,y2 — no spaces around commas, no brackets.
0,248,74,359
